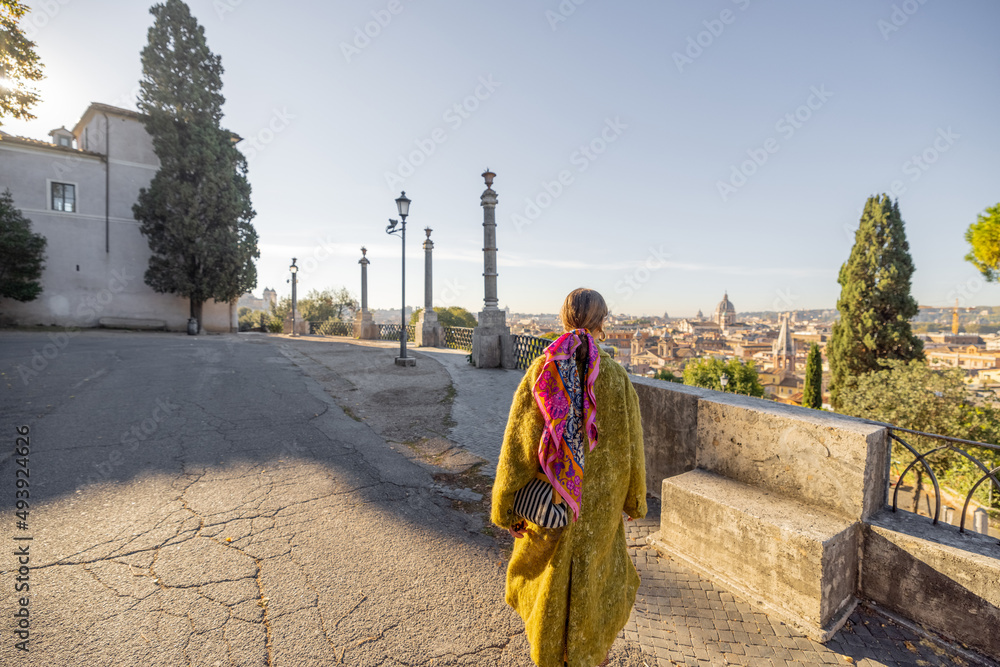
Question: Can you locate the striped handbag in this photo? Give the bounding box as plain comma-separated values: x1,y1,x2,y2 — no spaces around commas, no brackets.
512,472,569,529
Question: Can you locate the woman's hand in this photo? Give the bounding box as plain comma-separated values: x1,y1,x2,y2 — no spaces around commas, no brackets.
508,521,526,539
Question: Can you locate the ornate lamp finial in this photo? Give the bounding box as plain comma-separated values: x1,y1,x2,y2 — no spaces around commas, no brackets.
424,227,432,239
361,246,367,257
482,168,495,188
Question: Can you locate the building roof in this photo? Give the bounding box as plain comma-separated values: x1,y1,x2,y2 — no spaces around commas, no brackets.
0,129,104,158
67,101,243,146
71,102,143,136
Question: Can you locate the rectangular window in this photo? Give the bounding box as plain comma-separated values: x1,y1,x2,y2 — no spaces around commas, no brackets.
51,182,76,212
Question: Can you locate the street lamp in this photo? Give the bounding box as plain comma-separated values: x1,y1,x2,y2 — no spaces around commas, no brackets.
386,191,414,366
289,258,299,336
720,371,730,392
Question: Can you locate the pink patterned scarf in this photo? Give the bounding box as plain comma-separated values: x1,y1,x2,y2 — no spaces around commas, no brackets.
531,328,600,522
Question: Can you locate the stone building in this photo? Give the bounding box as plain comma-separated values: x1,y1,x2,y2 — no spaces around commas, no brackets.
0,103,238,331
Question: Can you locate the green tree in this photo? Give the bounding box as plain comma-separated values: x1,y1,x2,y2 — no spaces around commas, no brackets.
654,368,682,383
965,203,1000,282
0,1,44,124
828,195,923,408
0,189,46,301
270,296,292,321
409,306,477,328
132,0,258,331
682,357,764,397
839,359,999,512
299,288,357,323
802,343,823,409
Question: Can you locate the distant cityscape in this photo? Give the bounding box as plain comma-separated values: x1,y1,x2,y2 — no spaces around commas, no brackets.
237,288,1000,409
508,293,1000,408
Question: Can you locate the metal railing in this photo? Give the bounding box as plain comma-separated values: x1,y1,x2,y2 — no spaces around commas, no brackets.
886,425,999,540
443,327,474,352
512,334,551,370
309,320,353,337
378,323,415,343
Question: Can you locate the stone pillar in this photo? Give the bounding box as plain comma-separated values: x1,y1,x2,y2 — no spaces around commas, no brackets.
415,228,445,347
471,169,514,368
354,246,378,339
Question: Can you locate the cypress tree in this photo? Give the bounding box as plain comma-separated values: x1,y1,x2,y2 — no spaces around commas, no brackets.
828,195,923,408
132,0,258,331
802,343,822,409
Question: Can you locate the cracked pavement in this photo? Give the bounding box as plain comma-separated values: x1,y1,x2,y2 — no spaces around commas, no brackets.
6,330,982,667
0,331,652,666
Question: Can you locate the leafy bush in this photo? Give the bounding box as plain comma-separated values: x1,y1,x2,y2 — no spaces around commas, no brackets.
410,306,477,328
238,309,267,332
839,359,1000,511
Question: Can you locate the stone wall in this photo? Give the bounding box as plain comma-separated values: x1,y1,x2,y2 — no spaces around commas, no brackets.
630,376,888,521
631,376,1000,659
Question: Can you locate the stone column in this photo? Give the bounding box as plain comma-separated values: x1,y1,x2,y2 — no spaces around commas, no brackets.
472,169,514,368
354,247,378,339
415,228,444,347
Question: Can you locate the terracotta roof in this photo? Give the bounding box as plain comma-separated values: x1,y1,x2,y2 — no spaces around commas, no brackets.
0,131,104,158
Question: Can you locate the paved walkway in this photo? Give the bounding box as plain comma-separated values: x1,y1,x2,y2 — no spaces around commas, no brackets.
408,339,994,667
414,347,523,476
5,329,990,666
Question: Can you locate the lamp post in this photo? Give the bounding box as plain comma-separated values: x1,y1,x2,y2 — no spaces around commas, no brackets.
386,191,415,366
720,371,730,392
289,258,298,336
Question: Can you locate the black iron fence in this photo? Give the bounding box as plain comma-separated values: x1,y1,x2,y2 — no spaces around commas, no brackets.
886,425,999,540
512,334,551,370
309,320,353,337
378,323,415,342
443,327,474,352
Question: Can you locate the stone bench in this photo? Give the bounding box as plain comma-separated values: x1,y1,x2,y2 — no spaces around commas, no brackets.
646,469,860,642
98,317,167,330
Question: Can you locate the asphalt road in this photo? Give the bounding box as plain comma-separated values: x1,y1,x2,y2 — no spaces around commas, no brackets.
0,330,589,666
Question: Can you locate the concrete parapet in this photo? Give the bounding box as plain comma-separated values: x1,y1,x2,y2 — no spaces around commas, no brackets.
630,377,890,521
694,393,888,521
647,469,859,642
630,379,700,496
861,509,1000,659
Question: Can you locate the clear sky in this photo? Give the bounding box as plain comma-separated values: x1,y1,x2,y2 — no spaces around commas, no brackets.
6,0,1000,317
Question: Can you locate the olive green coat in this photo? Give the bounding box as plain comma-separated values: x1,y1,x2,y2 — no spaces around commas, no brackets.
491,349,647,667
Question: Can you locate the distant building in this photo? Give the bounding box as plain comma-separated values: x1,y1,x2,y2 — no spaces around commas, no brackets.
237,288,276,312
926,346,1000,372
928,333,982,346
0,103,238,331
772,314,796,373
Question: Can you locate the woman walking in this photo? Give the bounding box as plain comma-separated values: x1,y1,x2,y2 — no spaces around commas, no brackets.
491,288,647,667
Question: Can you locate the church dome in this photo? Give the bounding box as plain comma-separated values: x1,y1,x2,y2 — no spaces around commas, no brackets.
714,292,736,326
717,292,735,313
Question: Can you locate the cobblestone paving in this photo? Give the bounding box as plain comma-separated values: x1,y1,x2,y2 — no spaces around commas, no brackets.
418,344,995,667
